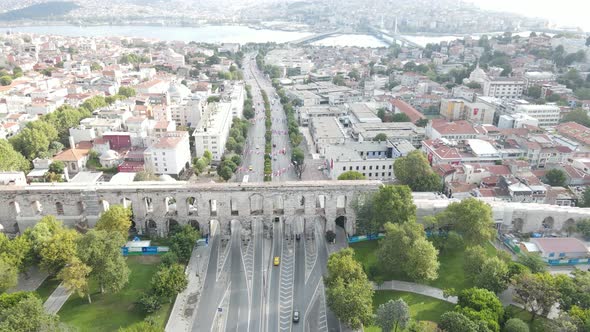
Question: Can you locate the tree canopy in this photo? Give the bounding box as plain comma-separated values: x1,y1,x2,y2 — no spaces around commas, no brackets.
435,198,496,246
544,169,567,187
337,171,366,180
393,150,442,192
354,185,417,234
376,299,410,332
325,248,374,329
0,140,30,172
95,205,132,239
378,221,439,281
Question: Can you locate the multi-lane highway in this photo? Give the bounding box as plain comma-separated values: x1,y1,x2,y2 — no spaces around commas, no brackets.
190,52,340,332
237,54,297,183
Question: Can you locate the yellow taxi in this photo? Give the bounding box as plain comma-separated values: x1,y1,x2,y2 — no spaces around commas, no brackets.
273,256,280,266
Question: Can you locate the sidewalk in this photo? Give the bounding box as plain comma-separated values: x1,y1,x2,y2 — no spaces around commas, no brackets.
165,242,212,332
8,266,48,293
373,280,458,304
43,283,71,314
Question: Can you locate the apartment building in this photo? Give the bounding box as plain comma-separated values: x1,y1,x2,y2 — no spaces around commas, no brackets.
192,102,233,160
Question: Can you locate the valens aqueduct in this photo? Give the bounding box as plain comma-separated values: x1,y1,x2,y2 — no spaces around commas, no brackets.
2,180,590,236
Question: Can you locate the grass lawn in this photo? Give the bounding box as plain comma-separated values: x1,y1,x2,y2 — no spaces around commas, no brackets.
58,256,171,331
364,291,453,332
350,240,497,291
35,276,61,302
505,305,552,332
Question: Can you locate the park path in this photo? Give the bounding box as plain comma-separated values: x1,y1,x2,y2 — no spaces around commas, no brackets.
43,283,71,314
8,266,48,293
373,280,458,304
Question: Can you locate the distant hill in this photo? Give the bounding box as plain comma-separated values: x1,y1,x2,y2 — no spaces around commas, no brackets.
0,2,79,21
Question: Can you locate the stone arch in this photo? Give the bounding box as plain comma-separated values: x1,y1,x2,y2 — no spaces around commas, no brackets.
335,216,347,229
187,197,198,216
55,202,65,215
209,199,217,217
230,198,239,216
129,219,137,233
144,197,154,213
272,195,284,215
315,195,326,215
512,218,524,233
168,219,180,233
146,219,158,235
189,219,200,231
98,199,110,213
31,200,42,215
77,201,86,214
121,197,132,209
165,197,177,216
336,195,347,215
9,201,21,217
542,216,555,231
562,218,576,236
250,194,264,215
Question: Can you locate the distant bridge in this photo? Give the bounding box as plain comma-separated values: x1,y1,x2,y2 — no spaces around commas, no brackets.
289,29,345,45
366,26,424,49
289,26,424,49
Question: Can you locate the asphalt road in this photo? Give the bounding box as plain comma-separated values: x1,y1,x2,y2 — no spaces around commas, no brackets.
267,218,283,331
226,220,249,332
248,220,265,332
191,222,229,332
236,54,297,183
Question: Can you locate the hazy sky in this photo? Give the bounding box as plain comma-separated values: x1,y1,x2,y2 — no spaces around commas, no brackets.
469,0,590,31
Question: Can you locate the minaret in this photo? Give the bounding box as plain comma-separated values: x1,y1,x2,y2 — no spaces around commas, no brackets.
394,17,398,34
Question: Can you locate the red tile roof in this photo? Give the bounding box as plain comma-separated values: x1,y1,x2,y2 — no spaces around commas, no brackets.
390,99,425,123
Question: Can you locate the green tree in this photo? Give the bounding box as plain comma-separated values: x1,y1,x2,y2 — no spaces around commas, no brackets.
555,269,590,311
456,287,504,332
194,158,207,175
465,246,489,276
0,140,30,172
393,150,442,191
24,215,63,258
378,222,439,281
57,257,92,303
137,293,162,314
0,75,12,86
0,295,58,332
118,86,136,98
580,188,590,207
373,133,388,142
134,171,160,181
203,150,213,163
375,185,416,225
376,299,410,332
151,263,188,302
169,225,200,263
333,74,345,86
337,171,366,180
512,272,560,320
90,62,102,71
475,257,510,294
391,113,411,122
291,147,305,179
435,198,496,246
516,253,546,273
544,169,567,186
576,219,590,240
77,230,129,294
0,257,18,293
95,205,132,239
503,318,529,332
325,248,374,329
561,109,590,127
415,118,429,127
39,228,80,275
218,165,233,181
526,86,542,99
48,161,65,174
12,66,23,78
439,311,480,332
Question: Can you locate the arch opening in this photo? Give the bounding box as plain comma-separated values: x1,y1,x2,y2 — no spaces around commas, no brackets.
273,195,284,215
187,197,198,216
315,195,326,215
209,200,217,217
165,197,177,216
144,197,154,213
55,202,64,215
231,198,239,216
336,195,347,215
250,194,263,215
512,218,524,233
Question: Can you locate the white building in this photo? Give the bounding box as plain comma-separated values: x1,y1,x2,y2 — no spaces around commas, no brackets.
515,104,561,127
143,131,191,176
309,117,348,155
324,140,414,180
523,72,556,90
483,77,525,99
498,113,539,129
228,82,245,119
193,102,233,160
